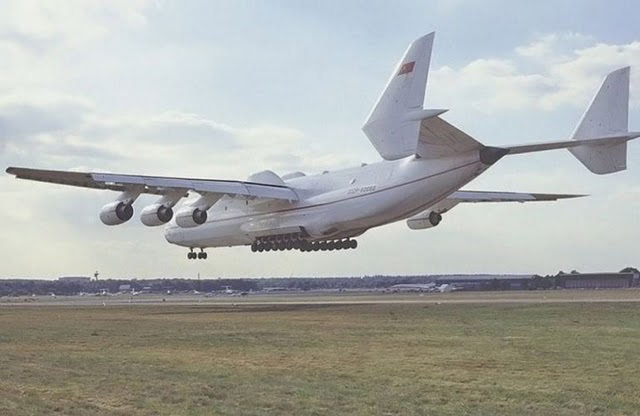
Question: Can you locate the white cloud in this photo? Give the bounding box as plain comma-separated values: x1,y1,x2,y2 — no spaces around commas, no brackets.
429,32,640,114
515,32,594,60
0,1,153,51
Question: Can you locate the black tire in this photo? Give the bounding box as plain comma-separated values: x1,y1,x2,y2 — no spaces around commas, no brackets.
429,211,442,226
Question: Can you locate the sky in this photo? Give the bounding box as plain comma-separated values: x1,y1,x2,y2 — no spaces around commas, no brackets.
1,0,639,279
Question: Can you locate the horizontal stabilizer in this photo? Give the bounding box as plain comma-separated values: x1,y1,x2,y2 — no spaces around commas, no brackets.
417,116,483,159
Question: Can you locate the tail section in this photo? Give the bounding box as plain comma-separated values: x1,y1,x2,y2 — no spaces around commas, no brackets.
364,33,638,171
363,33,445,160
504,67,639,174
569,67,630,174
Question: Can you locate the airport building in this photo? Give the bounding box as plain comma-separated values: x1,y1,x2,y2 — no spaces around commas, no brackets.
431,272,639,291
562,273,636,289
433,275,535,291
58,276,92,283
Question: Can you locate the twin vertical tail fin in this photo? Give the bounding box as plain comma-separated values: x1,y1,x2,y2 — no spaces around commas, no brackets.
365,32,638,171
504,66,639,174
568,67,633,174
363,32,483,161
363,33,448,160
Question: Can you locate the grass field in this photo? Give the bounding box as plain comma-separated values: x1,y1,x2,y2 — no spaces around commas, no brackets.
1,295,640,415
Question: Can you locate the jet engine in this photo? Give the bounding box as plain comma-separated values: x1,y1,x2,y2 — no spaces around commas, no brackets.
175,206,208,228
406,211,442,230
140,204,174,227
99,201,134,226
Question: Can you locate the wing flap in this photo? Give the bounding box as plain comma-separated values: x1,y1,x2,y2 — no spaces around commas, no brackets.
6,167,299,201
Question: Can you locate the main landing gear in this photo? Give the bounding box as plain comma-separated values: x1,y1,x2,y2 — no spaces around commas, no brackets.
187,248,208,260
250,234,358,253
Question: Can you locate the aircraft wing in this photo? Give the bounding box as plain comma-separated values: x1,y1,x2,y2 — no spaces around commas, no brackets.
5,167,299,201
447,190,585,203
408,190,584,230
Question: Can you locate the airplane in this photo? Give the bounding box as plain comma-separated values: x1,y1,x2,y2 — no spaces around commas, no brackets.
6,32,639,260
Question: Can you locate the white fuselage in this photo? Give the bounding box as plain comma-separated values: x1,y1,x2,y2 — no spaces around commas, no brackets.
164,150,489,249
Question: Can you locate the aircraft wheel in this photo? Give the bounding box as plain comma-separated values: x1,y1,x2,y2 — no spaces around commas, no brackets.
429,211,442,226
350,240,358,249
202,252,208,260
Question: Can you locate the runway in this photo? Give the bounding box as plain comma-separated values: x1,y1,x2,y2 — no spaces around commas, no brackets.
3,289,640,307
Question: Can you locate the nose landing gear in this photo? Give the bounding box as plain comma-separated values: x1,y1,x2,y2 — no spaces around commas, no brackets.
187,248,208,260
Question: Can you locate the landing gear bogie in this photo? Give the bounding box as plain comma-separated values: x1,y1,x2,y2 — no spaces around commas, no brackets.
250,234,359,254
187,248,208,260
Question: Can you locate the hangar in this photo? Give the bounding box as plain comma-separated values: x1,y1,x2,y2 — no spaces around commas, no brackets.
432,272,638,291
562,273,636,289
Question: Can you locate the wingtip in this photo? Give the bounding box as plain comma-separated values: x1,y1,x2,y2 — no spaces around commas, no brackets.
564,194,589,199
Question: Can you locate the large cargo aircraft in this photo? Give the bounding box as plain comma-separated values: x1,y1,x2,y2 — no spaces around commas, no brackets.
6,33,639,259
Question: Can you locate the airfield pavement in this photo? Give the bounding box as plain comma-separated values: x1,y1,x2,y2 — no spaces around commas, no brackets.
3,288,640,307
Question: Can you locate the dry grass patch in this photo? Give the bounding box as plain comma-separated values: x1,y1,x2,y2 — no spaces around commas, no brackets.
0,300,639,415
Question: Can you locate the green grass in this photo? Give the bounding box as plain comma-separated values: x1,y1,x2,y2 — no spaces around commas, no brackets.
1,299,640,415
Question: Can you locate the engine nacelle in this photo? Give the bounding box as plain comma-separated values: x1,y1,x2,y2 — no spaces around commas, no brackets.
406,211,442,230
100,201,134,226
175,206,208,228
140,204,174,227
